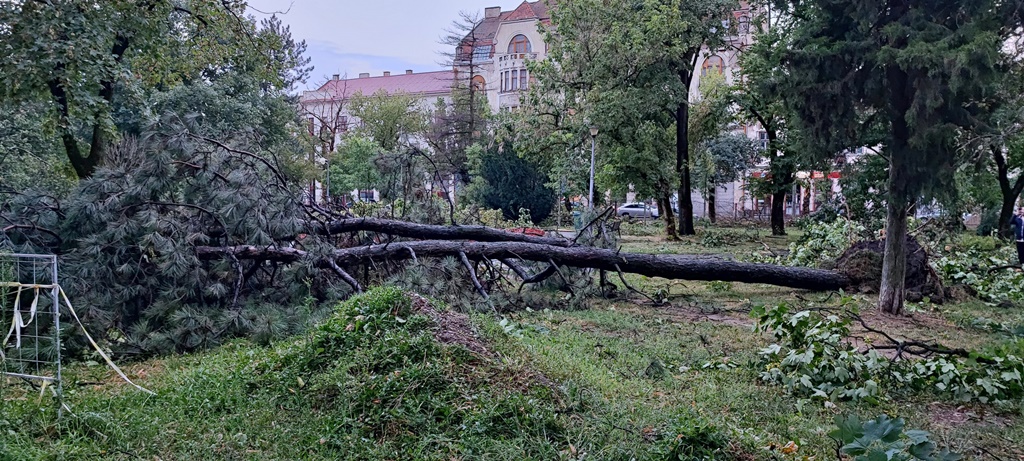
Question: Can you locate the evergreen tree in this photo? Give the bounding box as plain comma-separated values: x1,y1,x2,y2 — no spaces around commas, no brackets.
779,0,1014,314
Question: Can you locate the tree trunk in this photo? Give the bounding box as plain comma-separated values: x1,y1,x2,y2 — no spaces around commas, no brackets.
708,187,717,223
879,155,911,315
658,192,678,239
993,145,1024,239
766,130,792,236
676,98,695,235
770,189,787,236
198,241,851,291
320,217,571,246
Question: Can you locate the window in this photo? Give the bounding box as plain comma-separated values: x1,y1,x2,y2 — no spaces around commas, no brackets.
471,75,486,92
521,69,528,89
737,15,750,34
472,45,492,61
508,34,532,54
701,55,724,77
307,118,315,135
504,71,510,92
758,131,768,150
511,70,519,91
339,116,348,133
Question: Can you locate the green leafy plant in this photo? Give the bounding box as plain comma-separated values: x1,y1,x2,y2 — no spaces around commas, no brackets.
754,303,1024,403
829,414,961,461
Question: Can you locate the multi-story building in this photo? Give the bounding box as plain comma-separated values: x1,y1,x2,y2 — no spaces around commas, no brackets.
454,1,551,112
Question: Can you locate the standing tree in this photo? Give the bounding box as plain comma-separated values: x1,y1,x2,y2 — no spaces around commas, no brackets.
780,0,1013,314
0,1,309,179
734,7,802,235
525,0,738,236
693,134,759,223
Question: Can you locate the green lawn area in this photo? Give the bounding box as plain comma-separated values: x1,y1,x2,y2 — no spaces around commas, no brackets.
2,228,1022,460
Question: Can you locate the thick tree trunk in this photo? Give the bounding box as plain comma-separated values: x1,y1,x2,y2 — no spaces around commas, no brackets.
197,241,851,291
708,187,717,223
879,156,911,315
768,146,793,236
770,190,787,236
319,217,571,246
676,98,695,235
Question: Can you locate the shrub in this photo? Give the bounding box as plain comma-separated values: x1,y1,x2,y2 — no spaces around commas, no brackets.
470,145,556,224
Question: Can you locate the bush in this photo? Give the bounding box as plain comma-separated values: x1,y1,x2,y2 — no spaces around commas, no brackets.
470,145,555,224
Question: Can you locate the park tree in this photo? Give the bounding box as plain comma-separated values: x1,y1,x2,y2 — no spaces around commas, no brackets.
526,0,739,236
468,144,556,224
779,0,1014,314
693,134,759,223
431,12,492,188
0,1,309,179
733,6,802,235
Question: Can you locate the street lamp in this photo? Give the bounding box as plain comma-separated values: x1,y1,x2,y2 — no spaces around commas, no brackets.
588,125,599,210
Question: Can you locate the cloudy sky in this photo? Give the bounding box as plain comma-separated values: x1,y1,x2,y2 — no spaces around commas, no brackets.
246,1,527,90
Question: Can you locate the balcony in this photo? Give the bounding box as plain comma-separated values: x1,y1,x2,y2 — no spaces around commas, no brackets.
498,52,538,69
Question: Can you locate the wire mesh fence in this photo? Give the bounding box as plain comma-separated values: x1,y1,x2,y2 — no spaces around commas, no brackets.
1,253,61,387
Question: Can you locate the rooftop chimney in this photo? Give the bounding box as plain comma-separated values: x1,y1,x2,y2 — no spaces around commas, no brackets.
383,71,391,76
358,72,370,78
405,69,413,75
485,6,501,18
332,74,339,80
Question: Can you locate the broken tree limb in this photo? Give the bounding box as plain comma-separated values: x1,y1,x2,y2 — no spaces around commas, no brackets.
318,217,571,247
197,241,851,291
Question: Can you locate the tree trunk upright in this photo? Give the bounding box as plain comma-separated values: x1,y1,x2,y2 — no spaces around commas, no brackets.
770,190,787,236
676,99,695,235
708,187,717,223
658,192,678,239
878,154,911,315
993,145,1024,238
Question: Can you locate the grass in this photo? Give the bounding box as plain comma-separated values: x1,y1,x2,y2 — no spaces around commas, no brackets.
2,227,1023,460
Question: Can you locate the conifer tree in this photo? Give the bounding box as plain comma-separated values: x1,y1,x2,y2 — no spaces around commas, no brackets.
779,0,1015,314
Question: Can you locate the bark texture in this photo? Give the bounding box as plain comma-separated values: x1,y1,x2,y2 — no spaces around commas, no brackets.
197,241,851,291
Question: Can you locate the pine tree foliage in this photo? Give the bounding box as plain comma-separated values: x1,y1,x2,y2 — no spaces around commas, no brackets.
777,0,1018,313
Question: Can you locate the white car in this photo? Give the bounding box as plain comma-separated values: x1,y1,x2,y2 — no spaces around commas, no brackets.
617,202,659,219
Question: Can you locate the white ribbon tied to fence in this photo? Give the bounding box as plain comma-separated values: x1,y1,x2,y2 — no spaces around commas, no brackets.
1,281,154,395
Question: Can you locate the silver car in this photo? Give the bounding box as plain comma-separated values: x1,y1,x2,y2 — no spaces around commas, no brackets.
617,202,659,219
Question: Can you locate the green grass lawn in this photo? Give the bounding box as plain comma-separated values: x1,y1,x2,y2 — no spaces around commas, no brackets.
2,228,1023,460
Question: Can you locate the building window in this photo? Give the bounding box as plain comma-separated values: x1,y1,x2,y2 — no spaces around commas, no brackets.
504,71,510,92
521,69,528,90
511,70,519,90
471,75,486,92
758,131,768,150
508,34,532,54
472,45,492,61
737,15,750,34
701,55,725,77
339,116,348,133
307,118,315,135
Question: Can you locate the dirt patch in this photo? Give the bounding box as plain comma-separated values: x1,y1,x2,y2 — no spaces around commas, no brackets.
835,236,945,303
928,403,1013,429
408,293,492,357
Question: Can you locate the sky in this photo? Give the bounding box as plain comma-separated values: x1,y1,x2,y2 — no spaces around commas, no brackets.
245,1,527,91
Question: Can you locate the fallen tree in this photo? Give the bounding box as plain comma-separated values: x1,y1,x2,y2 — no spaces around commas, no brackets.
198,219,853,294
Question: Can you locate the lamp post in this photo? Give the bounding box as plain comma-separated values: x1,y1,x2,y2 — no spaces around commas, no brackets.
588,125,599,210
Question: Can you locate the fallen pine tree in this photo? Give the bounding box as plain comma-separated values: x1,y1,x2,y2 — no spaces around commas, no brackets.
197,217,853,295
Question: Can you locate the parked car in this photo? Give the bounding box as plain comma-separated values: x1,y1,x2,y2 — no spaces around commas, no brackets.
617,202,659,219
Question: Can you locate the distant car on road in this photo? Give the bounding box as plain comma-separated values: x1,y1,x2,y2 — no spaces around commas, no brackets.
617,202,659,219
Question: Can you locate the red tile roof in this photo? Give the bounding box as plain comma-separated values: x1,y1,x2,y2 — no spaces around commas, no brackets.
465,1,551,46
304,71,454,103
